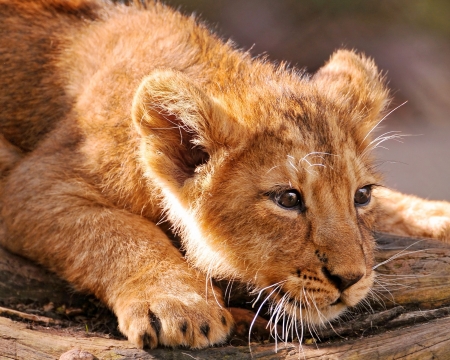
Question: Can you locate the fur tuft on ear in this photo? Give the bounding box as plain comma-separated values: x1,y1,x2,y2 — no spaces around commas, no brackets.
313,50,391,148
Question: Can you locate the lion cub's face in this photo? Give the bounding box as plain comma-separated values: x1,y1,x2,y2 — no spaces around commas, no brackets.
195,126,379,322
133,50,389,325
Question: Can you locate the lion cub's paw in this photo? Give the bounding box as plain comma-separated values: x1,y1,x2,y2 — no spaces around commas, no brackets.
116,294,233,349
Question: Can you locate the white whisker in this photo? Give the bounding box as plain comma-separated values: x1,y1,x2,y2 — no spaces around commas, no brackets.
266,165,280,174
209,276,223,308
359,101,408,146
373,249,426,270
224,278,236,306
250,281,286,306
248,283,285,355
373,240,426,270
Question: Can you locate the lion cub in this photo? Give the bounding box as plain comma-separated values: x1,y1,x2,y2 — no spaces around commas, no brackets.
1,0,449,349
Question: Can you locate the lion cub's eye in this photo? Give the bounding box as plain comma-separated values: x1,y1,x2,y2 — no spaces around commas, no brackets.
275,190,304,211
354,185,372,206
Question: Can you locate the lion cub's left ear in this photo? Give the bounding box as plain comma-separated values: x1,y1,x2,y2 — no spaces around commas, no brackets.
313,50,391,147
132,69,234,191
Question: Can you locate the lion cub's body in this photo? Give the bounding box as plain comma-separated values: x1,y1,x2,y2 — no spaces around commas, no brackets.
1,0,450,350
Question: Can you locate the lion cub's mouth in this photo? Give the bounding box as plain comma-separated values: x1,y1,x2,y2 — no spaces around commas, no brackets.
330,298,342,306
285,294,342,307
277,289,341,308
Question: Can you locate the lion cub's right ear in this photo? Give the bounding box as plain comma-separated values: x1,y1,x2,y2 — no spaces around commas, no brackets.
132,70,233,191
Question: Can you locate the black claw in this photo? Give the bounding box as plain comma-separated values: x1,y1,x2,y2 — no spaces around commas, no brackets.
180,321,188,335
200,323,210,338
148,310,162,338
221,315,227,326
142,333,152,348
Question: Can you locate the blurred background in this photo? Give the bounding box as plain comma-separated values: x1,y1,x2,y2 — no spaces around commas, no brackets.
161,0,450,200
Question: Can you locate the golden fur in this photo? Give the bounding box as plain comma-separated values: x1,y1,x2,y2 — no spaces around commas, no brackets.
1,0,449,349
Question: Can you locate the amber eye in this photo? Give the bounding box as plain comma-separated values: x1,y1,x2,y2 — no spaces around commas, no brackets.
275,190,304,210
354,185,372,206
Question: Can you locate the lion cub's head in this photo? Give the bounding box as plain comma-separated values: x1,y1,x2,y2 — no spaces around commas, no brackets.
132,50,389,328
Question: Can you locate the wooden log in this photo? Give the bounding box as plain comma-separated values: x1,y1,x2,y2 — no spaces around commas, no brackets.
2,313,450,359
1,233,450,359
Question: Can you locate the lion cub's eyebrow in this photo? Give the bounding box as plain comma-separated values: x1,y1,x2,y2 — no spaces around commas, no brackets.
263,185,297,196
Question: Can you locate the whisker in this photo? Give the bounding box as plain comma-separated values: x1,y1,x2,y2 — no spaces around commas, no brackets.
373,249,426,269
303,291,321,342
359,101,408,147
210,277,223,307
288,160,299,173
250,281,286,306
373,240,427,270
373,279,414,290
376,273,423,278
361,132,411,158
301,288,320,342
266,165,280,174
357,296,376,314
268,292,289,344
285,301,296,344
370,285,396,304
248,283,284,355
224,277,236,306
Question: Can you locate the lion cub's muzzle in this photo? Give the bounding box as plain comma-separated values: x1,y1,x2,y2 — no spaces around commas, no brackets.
268,248,372,323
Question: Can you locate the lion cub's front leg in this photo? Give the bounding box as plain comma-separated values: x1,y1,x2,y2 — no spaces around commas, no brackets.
0,156,233,349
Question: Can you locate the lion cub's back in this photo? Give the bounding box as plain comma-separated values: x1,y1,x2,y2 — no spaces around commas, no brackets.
0,0,102,151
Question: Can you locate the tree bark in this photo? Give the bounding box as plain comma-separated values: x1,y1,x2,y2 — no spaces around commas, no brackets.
1,233,450,359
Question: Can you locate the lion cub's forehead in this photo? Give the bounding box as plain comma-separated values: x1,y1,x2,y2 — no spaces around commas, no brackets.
242,94,350,166
217,80,378,189
233,84,348,145
235,115,374,194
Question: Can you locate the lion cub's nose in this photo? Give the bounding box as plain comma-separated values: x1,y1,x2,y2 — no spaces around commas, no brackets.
322,267,364,292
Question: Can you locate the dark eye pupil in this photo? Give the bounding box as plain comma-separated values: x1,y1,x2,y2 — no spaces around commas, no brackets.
278,191,300,208
354,186,371,206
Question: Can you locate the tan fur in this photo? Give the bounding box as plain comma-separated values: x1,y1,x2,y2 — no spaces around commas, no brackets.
1,0,449,349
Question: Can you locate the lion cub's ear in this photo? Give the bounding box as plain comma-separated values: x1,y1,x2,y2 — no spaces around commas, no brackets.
132,70,231,189
313,50,391,147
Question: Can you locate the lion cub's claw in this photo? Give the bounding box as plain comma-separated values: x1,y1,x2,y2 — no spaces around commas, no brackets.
117,297,233,349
